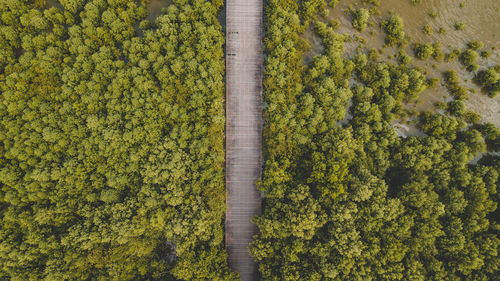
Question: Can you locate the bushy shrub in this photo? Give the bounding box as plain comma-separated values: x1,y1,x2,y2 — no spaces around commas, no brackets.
475,67,500,97
413,42,434,59
422,24,433,35
459,49,479,71
454,21,466,30
351,8,370,31
381,15,405,46
468,41,484,50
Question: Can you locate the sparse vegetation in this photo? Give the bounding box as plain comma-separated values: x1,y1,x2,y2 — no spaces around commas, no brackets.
454,21,466,30
396,50,412,65
422,23,433,35
481,50,491,58
468,40,484,50
444,70,469,100
381,15,406,46
460,49,479,71
351,8,370,31
475,66,500,97
432,42,444,61
445,49,461,62
413,42,434,59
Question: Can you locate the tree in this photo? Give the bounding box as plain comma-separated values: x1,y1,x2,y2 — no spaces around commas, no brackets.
413,42,434,59
351,8,370,32
381,15,405,46
459,49,479,71
252,3,500,280
0,0,235,279
475,67,500,97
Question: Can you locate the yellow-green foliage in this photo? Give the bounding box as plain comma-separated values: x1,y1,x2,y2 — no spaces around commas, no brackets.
251,1,500,281
460,49,479,71
0,0,236,280
454,21,466,30
475,66,500,97
422,23,432,35
413,42,434,59
381,14,405,46
351,8,370,31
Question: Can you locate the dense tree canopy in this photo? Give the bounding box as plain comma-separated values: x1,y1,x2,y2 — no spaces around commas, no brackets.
0,0,236,280
1,0,498,280
252,1,500,280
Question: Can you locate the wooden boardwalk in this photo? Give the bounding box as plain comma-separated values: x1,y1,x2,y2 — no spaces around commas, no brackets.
225,0,262,280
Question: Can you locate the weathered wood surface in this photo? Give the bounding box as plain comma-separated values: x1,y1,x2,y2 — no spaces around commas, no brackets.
225,0,263,280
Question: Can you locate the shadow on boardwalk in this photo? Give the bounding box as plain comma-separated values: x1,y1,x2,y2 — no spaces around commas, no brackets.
225,0,263,280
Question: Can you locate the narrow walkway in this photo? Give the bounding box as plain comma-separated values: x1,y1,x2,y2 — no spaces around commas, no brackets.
225,1,262,280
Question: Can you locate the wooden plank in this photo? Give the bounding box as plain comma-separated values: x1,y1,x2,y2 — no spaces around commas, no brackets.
225,0,262,280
